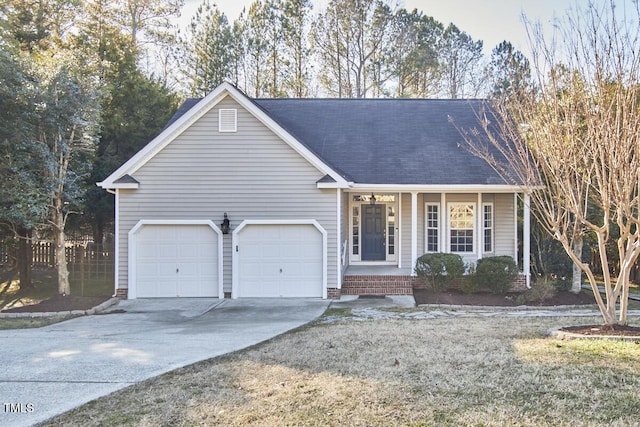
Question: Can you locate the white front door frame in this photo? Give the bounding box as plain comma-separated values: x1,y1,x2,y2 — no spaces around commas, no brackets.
348,193,399,265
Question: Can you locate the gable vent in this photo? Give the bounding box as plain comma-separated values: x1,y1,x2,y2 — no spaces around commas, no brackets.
219,108,237,132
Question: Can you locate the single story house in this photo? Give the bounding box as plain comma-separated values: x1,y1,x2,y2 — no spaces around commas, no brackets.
98,82,531,299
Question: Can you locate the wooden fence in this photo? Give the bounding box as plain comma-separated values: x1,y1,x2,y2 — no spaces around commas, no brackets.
1,241,114,280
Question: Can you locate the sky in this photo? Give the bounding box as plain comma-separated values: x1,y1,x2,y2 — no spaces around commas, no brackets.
177,0,592,56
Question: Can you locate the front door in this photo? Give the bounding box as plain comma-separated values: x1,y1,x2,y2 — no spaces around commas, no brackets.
362,204,386,260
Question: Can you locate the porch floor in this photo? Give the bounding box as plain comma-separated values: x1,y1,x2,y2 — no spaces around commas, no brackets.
344,265,413,276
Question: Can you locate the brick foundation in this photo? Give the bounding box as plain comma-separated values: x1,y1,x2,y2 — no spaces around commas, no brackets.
327,288,341,299
510,274,528,292
341,275,419,296
115,288,128,299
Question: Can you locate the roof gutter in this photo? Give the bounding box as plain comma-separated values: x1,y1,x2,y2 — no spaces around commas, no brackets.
346,184,530,193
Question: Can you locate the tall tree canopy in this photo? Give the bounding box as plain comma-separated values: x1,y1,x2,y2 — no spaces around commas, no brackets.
183,0,234,96
388,9,442,97
312,0,394,98
179,0,501,99
437,23,485,99
0,0,179,294
488,40,533,100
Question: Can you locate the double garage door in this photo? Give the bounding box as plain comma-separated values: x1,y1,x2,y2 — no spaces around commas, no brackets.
133,222,323,298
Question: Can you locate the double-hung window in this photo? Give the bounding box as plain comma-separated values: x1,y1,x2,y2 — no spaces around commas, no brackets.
426,204,439,252
483,203,493,253
449,204,475,253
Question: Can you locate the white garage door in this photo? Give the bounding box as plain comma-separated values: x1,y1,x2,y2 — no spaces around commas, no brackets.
134,224,219,298
237,224,323,297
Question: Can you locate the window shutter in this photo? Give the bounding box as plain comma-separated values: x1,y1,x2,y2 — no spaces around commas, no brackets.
219,109,237,132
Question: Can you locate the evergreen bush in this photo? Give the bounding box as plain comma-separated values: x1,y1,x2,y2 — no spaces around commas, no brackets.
474,256,518,295
415,253,465,291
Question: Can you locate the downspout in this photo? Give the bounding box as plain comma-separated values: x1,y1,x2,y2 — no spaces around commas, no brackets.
105,188,119,297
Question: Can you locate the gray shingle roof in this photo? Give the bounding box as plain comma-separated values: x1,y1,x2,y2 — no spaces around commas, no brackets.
167,97,511,186
113,174,140,184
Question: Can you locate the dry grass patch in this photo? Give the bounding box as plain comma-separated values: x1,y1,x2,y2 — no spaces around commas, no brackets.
0,315,79,330
514,338,640,372
42,315,640,427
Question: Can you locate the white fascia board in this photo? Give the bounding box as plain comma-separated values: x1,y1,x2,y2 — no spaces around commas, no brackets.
97,181,139,190
347,184,526,193
317,181,350,189
100,82,348,189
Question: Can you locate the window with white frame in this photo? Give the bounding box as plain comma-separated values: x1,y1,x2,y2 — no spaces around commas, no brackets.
387,206,396,255
426,204,439,252
449,204,475,253
352,206,360,255
483,203,493,252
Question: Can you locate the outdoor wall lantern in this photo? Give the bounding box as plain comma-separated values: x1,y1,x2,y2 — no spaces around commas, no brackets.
370,193,377,205
221,213,230,234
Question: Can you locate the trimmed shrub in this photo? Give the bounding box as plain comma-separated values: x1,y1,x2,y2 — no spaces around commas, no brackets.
474,256,518,295
415,253,465,291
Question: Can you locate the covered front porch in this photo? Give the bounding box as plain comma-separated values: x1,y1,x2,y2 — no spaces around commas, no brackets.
335,189,531,298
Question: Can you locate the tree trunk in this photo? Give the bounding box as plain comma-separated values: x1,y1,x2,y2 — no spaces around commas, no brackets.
571,237,583,294
53,206,71,295
17,228,33,289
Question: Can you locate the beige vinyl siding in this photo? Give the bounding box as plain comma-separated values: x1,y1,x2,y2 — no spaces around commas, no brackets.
118,96,338,293
493,193,515,258
423,194,440,203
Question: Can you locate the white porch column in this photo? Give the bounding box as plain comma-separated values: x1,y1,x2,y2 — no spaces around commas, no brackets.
514,193,519,263
523,193,531,288
397,192,402,268
477,192,483,260
336,188,342,289
440,192,446,252
411,191,418,275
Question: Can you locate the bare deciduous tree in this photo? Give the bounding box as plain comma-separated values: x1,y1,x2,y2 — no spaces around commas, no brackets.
460,1,640,326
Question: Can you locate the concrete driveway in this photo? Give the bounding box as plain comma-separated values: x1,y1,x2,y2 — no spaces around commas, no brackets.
0,298,329,427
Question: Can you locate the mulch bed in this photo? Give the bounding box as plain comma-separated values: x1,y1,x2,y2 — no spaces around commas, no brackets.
1,294,112,313
413,288,595,307
560,324,640,337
